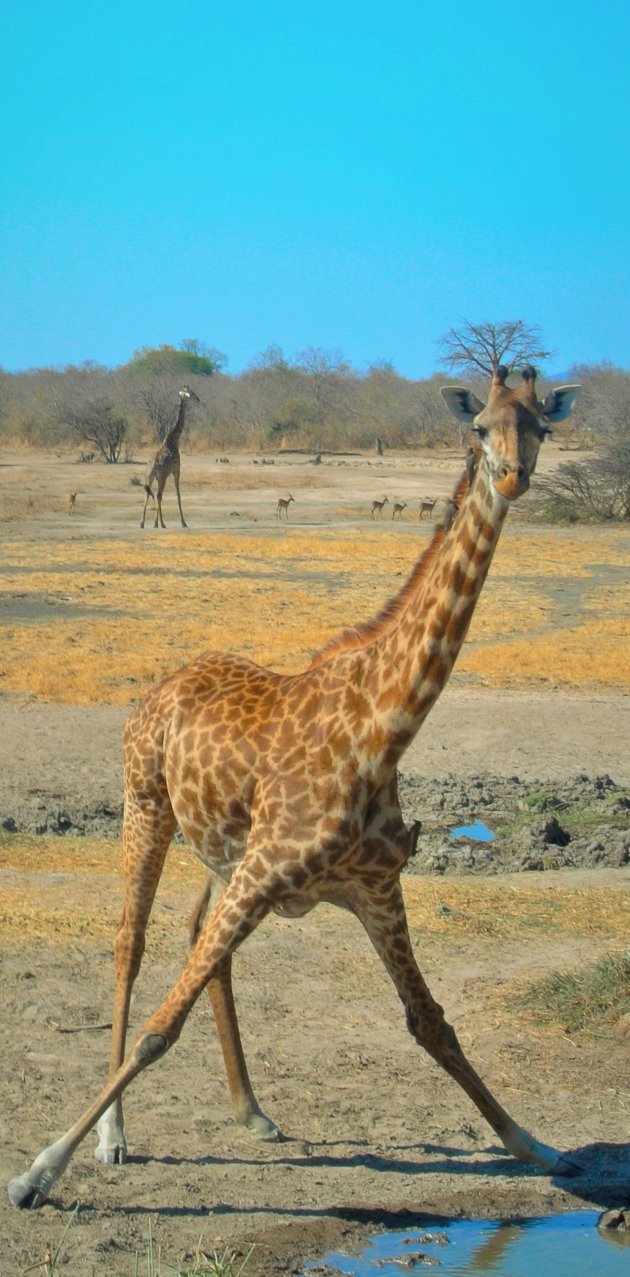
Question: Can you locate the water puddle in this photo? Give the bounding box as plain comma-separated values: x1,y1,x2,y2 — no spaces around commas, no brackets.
306,1211,630,1275
450,818,495,842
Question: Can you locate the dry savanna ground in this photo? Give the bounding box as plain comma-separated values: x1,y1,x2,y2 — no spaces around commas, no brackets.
0,444,629,1276
1,444,629,703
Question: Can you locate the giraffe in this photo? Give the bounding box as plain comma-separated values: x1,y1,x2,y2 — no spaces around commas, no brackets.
140,386,200,529
9,366,582,1211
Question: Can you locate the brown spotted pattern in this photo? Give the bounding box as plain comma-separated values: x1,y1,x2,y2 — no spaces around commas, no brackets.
8,369,582,1212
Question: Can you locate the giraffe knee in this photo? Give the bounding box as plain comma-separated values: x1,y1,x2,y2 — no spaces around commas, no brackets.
132,1033,169,1068
404,1000,458,1058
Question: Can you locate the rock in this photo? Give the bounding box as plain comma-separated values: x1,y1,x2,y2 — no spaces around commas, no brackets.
598,1207,630,1231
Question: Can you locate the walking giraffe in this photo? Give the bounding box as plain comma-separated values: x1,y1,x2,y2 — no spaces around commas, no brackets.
140,386,199,529
9,366,581,1210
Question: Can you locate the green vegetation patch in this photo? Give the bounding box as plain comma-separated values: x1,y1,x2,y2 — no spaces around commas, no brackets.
515,951,630,1035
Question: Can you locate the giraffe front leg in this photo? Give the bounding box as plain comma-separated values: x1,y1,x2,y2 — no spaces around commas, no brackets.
353,880,582,1178
9,1031,168,1209
173,467,187,528
9,865,276,1208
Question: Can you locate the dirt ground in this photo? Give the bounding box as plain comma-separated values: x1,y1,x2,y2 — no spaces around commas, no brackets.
0,444,629,1274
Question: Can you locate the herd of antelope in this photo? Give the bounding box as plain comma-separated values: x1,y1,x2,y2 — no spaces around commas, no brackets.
372,494,438,521
65,485,443,525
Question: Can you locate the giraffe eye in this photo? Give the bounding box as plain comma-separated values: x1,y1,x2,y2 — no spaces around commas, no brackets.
473,425,488,440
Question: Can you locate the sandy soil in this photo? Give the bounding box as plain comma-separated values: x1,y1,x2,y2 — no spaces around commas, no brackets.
1,692,629,1276
1,446,629,1275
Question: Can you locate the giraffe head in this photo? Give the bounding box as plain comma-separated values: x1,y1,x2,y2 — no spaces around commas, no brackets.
179,385,201,403
441,366,580,501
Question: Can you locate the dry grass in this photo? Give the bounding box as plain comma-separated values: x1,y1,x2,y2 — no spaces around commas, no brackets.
1,522,629,704
1,834,628,950
402,875,630,942
459,618,630,689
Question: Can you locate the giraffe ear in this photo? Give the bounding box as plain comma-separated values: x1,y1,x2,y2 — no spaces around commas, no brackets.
540,384,581,423
440,386,486,424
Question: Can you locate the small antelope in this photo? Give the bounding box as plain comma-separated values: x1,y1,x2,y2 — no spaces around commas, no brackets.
392,501,407,520
68,491,77,516
277,494,295,519
371,496,389,519
418,497,436,520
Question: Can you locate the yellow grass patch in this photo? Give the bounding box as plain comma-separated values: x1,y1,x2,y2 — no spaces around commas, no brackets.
459,618,630,689
1,524,628,703
0,834,206,945
402,876,630,942
1,834,628,949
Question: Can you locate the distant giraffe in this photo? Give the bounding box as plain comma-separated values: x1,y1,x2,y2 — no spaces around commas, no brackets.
276,495,294,520
392,501,407,519
371,496,389,519
8,366,582,1212
68,491,77,516
140,387,199,530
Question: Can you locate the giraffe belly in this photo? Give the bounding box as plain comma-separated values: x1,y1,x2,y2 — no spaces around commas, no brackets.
177,813,249,877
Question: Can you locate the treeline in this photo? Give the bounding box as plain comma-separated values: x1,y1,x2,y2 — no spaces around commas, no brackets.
0,344,628,461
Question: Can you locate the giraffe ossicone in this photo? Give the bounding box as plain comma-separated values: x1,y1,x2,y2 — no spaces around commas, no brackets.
9,367,583,1212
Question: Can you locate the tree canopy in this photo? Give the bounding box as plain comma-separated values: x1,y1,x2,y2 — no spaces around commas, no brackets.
125,342,227,378
438,319,552,379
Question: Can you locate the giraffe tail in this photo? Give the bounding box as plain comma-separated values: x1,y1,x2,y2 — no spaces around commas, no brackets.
144,484,155,500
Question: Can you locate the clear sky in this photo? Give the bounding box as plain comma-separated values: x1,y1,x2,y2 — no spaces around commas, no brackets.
1,0,628,378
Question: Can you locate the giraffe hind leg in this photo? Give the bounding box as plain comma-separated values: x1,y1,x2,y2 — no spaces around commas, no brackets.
95,794,176,1165
352,878,581,1177
191,873,281,1141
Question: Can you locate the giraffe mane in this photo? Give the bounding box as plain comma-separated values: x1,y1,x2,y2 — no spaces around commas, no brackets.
309,471,470,669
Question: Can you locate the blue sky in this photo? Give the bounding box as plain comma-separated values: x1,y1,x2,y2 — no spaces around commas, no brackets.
1,0,628,378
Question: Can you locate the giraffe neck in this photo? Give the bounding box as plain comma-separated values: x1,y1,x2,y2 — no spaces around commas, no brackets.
167,399,187,446
324,466,510,775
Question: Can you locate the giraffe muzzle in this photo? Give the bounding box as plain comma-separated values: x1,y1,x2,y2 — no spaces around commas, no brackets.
493,466,530,500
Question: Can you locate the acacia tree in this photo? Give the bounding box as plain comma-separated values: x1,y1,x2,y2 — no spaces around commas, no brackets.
534,438,630,522
65,400,128,462
438,319,552,378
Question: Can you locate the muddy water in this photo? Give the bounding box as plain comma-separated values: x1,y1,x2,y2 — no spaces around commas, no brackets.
308,1211,630,1275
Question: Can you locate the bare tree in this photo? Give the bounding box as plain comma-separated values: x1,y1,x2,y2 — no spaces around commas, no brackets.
65,400,128,463
438,319,552,378
133,379,185,442
534,438,630,522
296,346,353,430
567,362,630,441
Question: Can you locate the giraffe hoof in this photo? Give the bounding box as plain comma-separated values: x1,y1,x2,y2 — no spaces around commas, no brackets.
245,1114,283,1143
95,1144,128,1165
8,1175,46,1210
